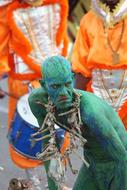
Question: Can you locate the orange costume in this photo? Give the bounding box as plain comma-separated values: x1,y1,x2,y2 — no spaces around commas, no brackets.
72,0,127,129
0,0,69,169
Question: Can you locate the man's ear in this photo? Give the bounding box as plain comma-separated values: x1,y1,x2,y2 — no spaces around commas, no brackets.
71,72,75,79
39,79,46,88
71,72,75,87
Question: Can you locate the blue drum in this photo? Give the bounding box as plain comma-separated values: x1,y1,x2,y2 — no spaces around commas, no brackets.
8,94,66,160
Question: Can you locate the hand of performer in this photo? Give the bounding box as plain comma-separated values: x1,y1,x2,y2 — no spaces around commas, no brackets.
62,186,72,190
0,88,5,99
0,73,8,99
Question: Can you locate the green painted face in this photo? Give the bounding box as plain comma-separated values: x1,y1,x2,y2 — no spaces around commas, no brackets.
42,56,74,110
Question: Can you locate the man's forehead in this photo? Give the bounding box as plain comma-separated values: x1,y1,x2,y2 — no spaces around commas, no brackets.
46,73,72,84
44,64,70,76
42,56,71,80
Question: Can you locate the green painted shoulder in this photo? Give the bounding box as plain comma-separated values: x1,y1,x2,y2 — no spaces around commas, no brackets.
28,87,48,120
28,87,48,105
76,89,113,115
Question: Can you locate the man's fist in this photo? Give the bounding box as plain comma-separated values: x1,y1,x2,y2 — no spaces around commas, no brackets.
0,88,5,99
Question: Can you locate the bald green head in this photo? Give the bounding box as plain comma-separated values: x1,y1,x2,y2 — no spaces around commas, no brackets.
42,55,72,81
41,56,74,110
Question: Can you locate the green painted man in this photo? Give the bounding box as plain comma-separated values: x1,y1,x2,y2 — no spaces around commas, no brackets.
28,55,127,190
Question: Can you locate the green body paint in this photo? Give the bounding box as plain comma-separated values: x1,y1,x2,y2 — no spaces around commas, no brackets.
29,56,127,190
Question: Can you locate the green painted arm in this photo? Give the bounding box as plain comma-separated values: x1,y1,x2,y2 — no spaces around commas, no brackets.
28,89,58,190
87,115,127,161
107,109,127,150
80,93,127,161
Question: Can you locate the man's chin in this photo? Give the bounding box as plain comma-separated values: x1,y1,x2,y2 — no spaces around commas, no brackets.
56,101,72,110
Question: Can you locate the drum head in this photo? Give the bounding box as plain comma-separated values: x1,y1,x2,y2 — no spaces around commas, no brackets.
17,94,39,127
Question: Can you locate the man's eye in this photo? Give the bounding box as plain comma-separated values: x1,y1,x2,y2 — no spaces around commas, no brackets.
65,82,71,87
52,84,60,89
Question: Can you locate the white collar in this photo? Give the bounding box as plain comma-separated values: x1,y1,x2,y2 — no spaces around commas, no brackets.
91,0,127,27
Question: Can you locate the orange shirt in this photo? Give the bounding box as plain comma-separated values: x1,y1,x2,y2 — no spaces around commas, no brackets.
0,4,10,74
0,0,69,78
0,0,69,169
72,11,127,77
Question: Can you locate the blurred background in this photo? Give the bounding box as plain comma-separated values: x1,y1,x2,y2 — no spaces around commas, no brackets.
68,0,91,59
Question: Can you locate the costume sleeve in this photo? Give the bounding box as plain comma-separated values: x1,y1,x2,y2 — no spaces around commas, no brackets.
0,4,10,75
85,112,127,161
56,0,69,57
61,33,69,57
72,17,91,77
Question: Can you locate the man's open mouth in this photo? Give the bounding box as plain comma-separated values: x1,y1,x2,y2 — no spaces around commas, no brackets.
58,96,68,102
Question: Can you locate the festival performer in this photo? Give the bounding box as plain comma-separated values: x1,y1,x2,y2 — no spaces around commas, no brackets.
0,0,69,189
72,0,127,129
29,55,127,190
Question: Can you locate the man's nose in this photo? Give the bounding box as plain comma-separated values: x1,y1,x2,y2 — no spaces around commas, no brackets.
60,86,68,95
